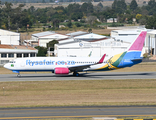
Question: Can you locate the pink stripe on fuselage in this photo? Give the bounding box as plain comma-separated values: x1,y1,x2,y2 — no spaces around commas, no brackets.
128,31,147,51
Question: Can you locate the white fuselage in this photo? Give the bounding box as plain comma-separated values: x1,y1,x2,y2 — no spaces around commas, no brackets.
4,56,109,72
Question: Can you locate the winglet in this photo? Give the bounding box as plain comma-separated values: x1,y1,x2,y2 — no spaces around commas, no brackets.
98,54,106,64
128,31,147,51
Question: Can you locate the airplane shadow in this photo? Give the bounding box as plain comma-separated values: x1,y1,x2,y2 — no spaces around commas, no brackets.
9,72,154,79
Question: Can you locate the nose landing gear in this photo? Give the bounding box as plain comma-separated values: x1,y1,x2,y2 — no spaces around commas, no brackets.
17,72,21,77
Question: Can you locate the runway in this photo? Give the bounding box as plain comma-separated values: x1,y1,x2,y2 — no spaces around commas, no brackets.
0,71,156,82
1,106,156,119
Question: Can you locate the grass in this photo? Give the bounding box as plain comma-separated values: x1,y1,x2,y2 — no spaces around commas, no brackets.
1,79,156,108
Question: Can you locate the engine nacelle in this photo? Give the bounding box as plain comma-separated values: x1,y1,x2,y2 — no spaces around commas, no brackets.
54,67,69,74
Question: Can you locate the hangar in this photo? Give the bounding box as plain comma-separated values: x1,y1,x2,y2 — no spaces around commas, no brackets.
55,29,147,57
146,30,156,55
111,28,156,56
0,29,20,45
30,31,69,47
54,35,130,58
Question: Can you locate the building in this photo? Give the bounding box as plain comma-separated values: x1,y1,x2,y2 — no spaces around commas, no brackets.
55,35,130,58
145,29,156,55
0,44,38,65
30,31,69,47
58,32,105,44
0,29,20,45
111,28,150,56
55,29,148,58
107,18,117,23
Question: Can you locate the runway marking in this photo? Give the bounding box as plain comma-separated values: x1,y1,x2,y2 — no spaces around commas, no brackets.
1,115,156,119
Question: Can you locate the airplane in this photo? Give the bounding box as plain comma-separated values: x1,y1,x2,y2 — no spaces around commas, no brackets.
4,31,147,77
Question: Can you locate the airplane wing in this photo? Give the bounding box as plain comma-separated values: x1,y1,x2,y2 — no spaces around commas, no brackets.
68,54,106,72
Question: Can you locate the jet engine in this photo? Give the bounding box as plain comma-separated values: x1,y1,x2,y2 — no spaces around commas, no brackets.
54,67,69,74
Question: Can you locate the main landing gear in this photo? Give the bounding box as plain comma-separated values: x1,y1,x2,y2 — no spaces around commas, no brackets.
17,72,21,77
73,72,79,76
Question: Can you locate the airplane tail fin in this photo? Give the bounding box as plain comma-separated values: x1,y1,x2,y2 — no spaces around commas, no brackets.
126,31,147,60
128,31,147,52
98,54,106,64
107,31,147,69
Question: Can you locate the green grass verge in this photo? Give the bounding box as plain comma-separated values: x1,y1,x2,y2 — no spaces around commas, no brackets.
0,79,156,108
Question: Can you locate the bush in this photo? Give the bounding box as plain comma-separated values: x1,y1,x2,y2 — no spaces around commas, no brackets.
143,53,149,58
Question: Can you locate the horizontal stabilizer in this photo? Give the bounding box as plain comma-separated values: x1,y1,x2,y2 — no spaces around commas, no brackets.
131,58,142,61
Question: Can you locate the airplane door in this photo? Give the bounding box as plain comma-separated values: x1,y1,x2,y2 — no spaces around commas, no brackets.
20,60,25,67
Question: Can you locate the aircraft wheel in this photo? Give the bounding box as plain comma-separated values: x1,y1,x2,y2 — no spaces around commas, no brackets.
76,73,79,76
73,72,79,76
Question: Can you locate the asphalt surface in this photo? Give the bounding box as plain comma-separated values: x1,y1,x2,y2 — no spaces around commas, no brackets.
0,106,156,119
0,71,156,82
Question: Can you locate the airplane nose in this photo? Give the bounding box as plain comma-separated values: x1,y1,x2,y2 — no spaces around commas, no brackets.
4,63,9,69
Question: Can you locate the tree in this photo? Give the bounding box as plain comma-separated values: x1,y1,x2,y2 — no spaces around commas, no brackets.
88,28,92,33
86,16,97,25
81,3,94,14
67,20,72,28
42,0,46,3
0,1,1,28
130,0,138,11
148,0,155,7
35,46,47,57
136,14,142,20
112,0,127,14
72,24,77,31
2,2,13,30
146,16,156,29
53,18,60,28
112,0,117,10
47,40,58,51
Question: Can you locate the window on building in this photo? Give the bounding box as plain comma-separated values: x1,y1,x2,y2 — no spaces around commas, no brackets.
24,53,29,57
17,53,22,58
8,53,14,58
1,53,7,58
0,60,9,64
30,53,35,57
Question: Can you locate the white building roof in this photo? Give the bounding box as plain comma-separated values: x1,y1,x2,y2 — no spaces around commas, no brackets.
74,33,106,39
66,31,88,36
32,31,55,37
147,30,156,35
39,33,68,39
0,29,20,36
112,29,142,34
